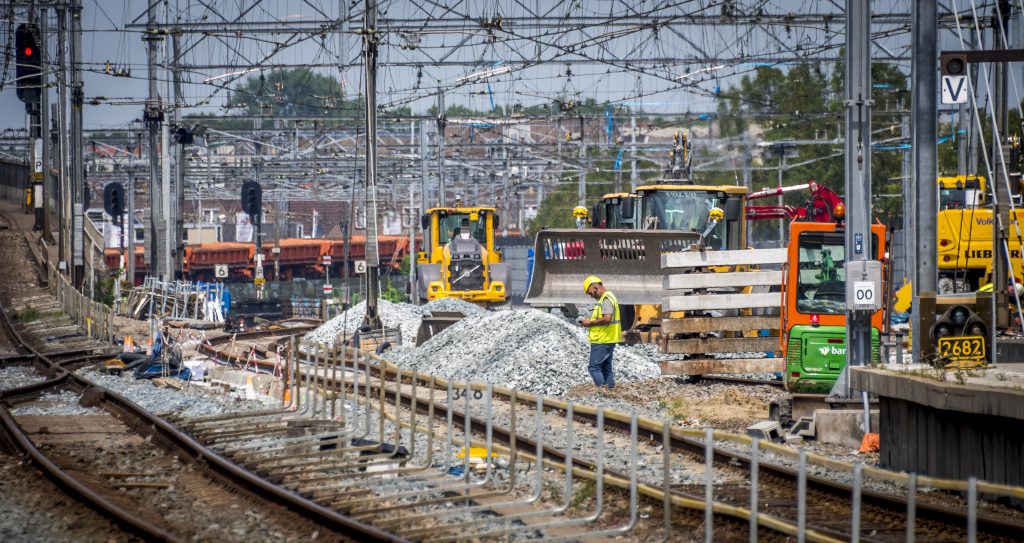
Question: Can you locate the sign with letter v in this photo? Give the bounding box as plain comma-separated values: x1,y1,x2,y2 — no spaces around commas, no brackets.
941,75,968,104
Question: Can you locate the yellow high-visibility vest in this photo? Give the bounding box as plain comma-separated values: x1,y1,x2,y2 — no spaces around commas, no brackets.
588,291,621,344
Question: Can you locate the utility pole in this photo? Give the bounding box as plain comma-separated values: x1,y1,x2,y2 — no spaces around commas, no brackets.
160,6,172,282
777,152,786,244
144,5,162,279
991,3,1012,331
836,0,874,410
128,132,140,285
578,116,586,206
360,0,382,330
436,89,446,206
172,32,185,279
408,184,416,305
630,115,638,191
910,0,937,365
40,8,52,247
70,0,84,286
419,120,428,213
901,113,911,282
56,5,68,276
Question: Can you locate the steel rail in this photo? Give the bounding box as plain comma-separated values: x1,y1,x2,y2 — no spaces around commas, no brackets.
0,298,406,542
343,350,1024,541
198,324,1024,540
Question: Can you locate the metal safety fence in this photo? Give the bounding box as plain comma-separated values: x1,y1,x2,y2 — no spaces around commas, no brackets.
48,263,114,343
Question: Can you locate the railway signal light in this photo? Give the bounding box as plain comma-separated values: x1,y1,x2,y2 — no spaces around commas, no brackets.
921,293,993,368
103,182,125,217
15,23,42,104
940,52,968,76
241,180,262,218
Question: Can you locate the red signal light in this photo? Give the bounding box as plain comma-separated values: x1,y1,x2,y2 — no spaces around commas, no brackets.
24,46,33,57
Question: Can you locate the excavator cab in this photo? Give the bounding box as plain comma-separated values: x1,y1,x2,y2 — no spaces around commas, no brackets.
636,184,746,250
417,206,508,304
938,175,986,210
591,193,637,229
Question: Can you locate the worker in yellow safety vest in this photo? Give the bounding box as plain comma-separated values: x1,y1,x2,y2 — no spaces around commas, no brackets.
573,205,589,229
579,275,621,389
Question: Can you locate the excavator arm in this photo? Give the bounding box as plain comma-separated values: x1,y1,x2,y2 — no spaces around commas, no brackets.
745,181,844,224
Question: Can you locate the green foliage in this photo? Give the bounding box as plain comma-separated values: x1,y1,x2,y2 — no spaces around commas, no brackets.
570,480,596,509
15,305,41,323
14,305,62,323
711,62,918,234
381,280,408,303
526,150,661,236
227,68,363,117
543,479,563,503
93,274,116,307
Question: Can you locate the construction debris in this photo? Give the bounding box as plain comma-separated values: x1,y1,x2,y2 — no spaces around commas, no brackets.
122,278,226,321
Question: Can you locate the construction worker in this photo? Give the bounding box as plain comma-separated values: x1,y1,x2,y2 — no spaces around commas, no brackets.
580,276,621,389
573,205,589,229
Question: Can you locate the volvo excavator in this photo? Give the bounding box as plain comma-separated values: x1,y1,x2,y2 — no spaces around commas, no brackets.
416,205,509,305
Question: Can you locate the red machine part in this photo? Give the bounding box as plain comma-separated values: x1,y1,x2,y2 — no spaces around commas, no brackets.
745,181,844,223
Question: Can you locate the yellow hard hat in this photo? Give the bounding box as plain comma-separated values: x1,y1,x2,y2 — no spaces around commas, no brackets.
583,275,602,293
573,205,589,219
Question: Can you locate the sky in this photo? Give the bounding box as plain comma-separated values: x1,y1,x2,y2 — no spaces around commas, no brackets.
0,1,1015,135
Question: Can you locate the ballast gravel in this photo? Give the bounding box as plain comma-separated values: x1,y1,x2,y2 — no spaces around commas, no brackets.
11,390,101,416
303,298,487,348
387,309,662,396
78,369,278,418
0,366,48,390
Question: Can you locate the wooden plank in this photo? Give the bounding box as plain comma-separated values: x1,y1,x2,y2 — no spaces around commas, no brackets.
661,315,779,334
662,292,780,312
662,248,787,268
661,336,780,355
664,270,782,289
659,358,785,375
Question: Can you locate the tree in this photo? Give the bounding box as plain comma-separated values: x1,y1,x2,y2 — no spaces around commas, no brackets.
711,62,916,239
526,151,661,235
227,68,363,117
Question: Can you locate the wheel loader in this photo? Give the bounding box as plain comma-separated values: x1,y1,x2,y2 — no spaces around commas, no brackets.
416,206,508,305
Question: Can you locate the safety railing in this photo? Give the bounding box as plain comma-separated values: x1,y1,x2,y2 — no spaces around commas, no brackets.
48,264,114,343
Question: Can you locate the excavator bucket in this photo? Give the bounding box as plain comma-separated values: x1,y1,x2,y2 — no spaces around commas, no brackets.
525,229,702,306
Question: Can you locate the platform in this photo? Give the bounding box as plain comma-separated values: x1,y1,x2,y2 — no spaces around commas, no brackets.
851,366,1024,487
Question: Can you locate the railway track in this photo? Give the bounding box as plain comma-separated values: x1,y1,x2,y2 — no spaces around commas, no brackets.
2,209,1023,541
0,213,395,542
193,331,1024,542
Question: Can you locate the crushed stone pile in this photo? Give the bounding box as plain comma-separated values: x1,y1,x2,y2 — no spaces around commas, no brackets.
387,308,661,396
303,298,489,348
303,299,421,348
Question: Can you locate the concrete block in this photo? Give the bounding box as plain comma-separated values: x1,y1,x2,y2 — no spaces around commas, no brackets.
746,420,783,442
789,416,815,438
784,434,804,445
812,409,880,449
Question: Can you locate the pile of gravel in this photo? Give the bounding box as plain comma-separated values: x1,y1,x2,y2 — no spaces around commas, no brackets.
303,300,421,347
387,308,661,396
303,298,489,348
